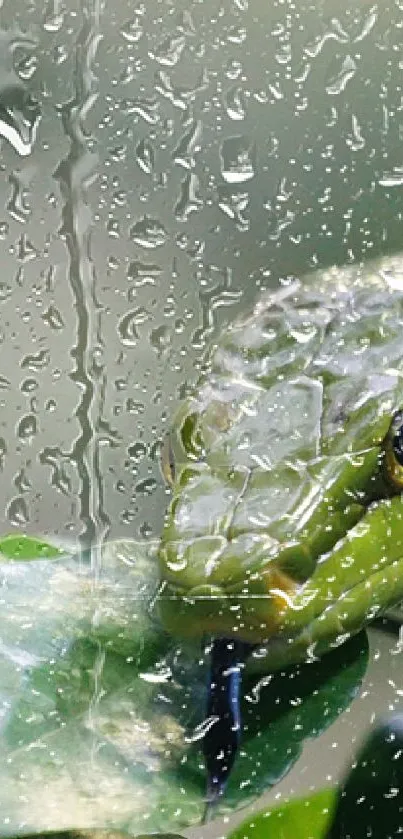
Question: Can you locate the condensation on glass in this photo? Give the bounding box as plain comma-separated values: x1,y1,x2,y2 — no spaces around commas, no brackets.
0,0,400,551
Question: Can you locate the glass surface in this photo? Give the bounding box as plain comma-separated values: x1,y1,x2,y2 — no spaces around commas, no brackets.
0,0,402,835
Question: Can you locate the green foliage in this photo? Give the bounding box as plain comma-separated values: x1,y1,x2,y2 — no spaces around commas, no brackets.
229,788,335,839
0,536,368,834
0,533,64,560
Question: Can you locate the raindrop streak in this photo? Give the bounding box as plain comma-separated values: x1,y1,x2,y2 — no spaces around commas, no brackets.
54,1,104,552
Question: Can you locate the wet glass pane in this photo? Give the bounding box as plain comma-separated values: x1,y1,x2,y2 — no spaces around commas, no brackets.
0,0,403,835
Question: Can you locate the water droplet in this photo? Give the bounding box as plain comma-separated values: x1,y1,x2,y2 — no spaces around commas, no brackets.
7,496,29,526
217,187,250,231
126,399,145,415
155,67,209,110
175,173,203,221
15,53,38,81
346,114,365,151
304,21,349,58
225,59,243,81
326,56,357,96
0,438,7,470
173,119,202,169
176,9,195,33
149,34,186,67
128,441,147,462
118,308,150,346
123,96,160,125
14,467,31,493
43,0,65,31
150,324,171,355
16,233,38,262
130,217,167,249
224,86,246,121
135,478,157,496
220,135,256,183
0,281,11,302
21,349,49,371
135,138,155,175
0,88,41,157
42,305,64,330
20,378,38,393
121,17,143,43
17,413,37,440
127,259,162,284
379,167,403,187
353,7,378,42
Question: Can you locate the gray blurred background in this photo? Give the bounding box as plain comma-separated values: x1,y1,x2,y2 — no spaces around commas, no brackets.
1,0,403,833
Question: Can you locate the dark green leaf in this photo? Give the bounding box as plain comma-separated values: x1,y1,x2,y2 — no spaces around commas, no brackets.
326,715,403,838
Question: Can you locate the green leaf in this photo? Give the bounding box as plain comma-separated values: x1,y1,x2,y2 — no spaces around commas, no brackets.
228,788,336,839
224,630,368,808
0,537,368,835
0,534,64,560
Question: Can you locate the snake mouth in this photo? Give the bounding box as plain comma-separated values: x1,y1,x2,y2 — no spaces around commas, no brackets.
158,406,403,650
159,487,403,656
159,479,403,651
158,558,301,644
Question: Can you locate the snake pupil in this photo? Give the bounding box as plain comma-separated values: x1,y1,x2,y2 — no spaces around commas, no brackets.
392,423,403,466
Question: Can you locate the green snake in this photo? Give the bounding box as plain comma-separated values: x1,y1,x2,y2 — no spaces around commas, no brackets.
157,255,403,802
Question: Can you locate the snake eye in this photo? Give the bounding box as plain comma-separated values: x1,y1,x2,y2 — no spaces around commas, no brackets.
384,410,403,489
180,411,205,461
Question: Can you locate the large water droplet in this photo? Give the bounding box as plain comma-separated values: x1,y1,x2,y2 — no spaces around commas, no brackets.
130,217,167,248
0,87,41,157
7,495,29,526
220,135,256,183
21,349,50,371
17,413,37,441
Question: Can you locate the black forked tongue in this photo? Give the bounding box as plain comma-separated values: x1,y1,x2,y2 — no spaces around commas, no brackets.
202,638,253,823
